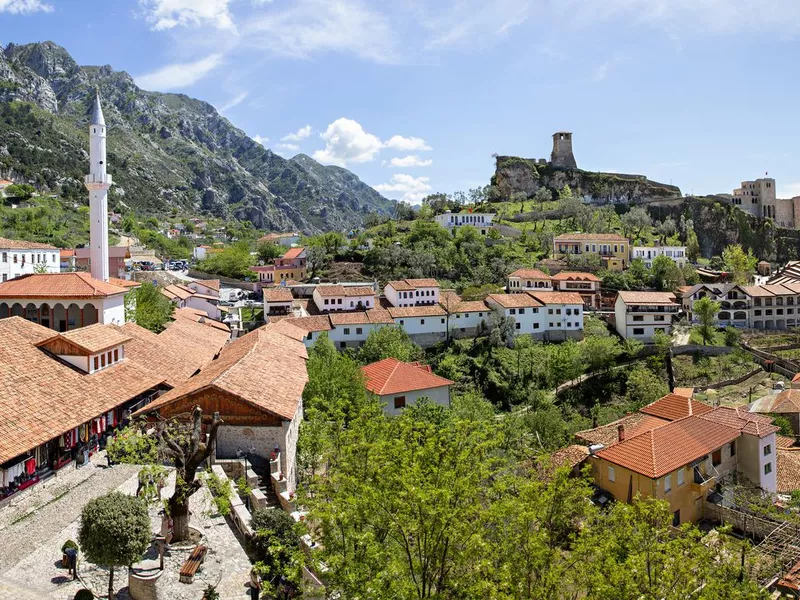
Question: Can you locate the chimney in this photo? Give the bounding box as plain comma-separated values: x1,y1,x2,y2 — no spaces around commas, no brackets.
617,424,625,442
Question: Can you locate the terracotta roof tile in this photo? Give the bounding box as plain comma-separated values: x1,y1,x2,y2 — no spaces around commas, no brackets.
405,278,439,287
362,358,453,395
699,406,780,438
596,415,742,478
138,323,308,421
344,286,375,297
485,293,543,309
387,305,446,318
0,237,57,250
777,449,800,493
44,323,132,354
387,280,415,291
172,307,230,332
315,285,346,297
640,394,713,421
509,268,551,280
554,233,628,241
0,272,129,299
673,387,694,399
769,389,800,413
282,247,305,260
526,290,584,305
108,277,140,289
617,291,677,305
281,315,332,332
162,284,194,301
551,271,601,282
777,435,797,449
192,279,220,292
575,413,670,446
264,288,294,302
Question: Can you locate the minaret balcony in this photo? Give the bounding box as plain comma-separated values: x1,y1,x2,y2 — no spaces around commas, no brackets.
85,173,112,187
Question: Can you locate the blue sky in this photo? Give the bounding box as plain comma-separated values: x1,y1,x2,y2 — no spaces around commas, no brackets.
2,0,800,204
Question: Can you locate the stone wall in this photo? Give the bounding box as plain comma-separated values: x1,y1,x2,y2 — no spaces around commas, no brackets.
408,331,448,348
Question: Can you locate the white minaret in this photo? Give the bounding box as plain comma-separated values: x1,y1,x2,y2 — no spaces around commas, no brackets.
84,92,112,282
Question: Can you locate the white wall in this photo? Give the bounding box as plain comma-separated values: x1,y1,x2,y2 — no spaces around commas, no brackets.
378,385,450,416
313,290,374,312
758,433,777,493
186,295,221,320
486,304,545,335
542,303,583,332
386,286,439,307
0,248,60,281
188,281,219,298
101,294,127,325
448,310,489,333
393,315,447,335
327,322,387,347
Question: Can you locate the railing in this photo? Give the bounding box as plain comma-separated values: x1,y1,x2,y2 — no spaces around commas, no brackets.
627,306,679,313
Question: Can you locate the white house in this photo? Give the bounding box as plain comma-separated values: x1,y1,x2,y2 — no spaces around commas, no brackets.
434,211,495,235
264,287,295,318
439,291,490,338
161,283,222,321
0,238,59,282
632,245,688,268
186,279,220,298
193,245,211,261
526,291,585,340
484,293,545,336
0,272,130,331
326,309,394,349
384,279,440,307
507,268,553,293
361,357,454,415
614,291,679,341
386,305,447,347
312,285,376,313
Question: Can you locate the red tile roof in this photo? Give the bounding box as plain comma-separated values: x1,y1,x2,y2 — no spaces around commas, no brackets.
387,305,446,318
551,271,601,282
0,237,57,250
344,286,375,296
554,233,628,241
509,268,551,280
108,277,140,289
595,415,742,478
575,413,670,446
282,247,305,260
193,279,220,292
361,358,453,396
264,288,294,302
698,406,780,438
617,291,677,305
526,290,584,305
387,278,439,291
329,309,393,325
777,448,800,494
485,293,543,309
40,323,132,354
138,323,308,421
0,272,129,299
282,315,332,332
640,393,713,421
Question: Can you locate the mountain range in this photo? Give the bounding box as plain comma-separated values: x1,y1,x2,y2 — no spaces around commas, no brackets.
0,41,396,234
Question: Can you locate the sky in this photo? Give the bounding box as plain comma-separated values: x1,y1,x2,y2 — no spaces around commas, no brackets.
2,0,800,204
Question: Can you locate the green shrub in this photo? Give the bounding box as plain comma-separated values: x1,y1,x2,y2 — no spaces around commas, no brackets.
74,590,94,600
61,539,79,553
204,470,232,516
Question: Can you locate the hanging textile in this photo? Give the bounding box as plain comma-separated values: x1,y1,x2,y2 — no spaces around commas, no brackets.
63,431,71,448
25,458,35,475
2,461,25,486
107,410,115,428
59,434,65,449
80,424,88,442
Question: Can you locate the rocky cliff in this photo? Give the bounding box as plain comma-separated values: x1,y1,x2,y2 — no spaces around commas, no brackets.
492,156,682,204
0,41,395,233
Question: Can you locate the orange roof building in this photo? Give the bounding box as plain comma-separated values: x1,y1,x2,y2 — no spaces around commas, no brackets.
384,278,440,308
361,357,453,414
507,268,553,293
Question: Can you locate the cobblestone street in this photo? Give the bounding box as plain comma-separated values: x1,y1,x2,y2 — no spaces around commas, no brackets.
0,454,252,599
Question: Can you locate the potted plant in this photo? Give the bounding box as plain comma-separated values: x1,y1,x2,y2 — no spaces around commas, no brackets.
61,540,78,567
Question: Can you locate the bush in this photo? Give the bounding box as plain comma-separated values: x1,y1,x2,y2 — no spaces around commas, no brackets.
62,539,79,553
74,590,94,600
249,507,298,563
204,470,232,516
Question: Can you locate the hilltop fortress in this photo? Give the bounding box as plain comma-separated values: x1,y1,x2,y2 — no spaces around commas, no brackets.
492,132,682,205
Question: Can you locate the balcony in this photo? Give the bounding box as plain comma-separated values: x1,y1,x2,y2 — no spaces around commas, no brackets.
691,467,716,494
627,305,679,313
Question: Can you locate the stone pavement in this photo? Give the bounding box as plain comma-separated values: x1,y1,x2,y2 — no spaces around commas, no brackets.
0,456,253,599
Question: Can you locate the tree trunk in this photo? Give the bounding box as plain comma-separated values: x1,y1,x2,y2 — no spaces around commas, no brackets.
108,565,115,600
169,495,191,542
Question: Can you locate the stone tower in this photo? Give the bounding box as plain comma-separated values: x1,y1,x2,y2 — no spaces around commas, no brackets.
550,131,577,169
84,93,112,282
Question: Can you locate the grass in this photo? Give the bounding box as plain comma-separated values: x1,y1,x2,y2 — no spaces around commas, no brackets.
688,327,727,346
673,350,759,388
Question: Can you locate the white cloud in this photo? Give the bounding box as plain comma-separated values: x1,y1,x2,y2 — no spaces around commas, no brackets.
421,0,531,48
139,0,236,31
389,155,433,168
136,53,224,91
252,134,269,145
779,182,800,198
219,91,248,112
281,125,312,142
0,0,52,13
384,135,432,152
277,143,300,151
374,174,432,204
312,118,383,166
242,0,400,63
592,53,629,81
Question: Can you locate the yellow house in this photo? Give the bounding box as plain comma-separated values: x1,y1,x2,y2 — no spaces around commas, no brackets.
552,233,629,271
585,395,779,525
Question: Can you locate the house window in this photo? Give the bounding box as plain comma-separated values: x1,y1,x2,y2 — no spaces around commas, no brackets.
441,318,445,324
13,254,17,264
1,274,6,282
394,396,406,409
479,313,483,317
94,356,99,370
400,320,404,325
114,348,119,362
337,299,342,304
421,319,425,324
510,308,516,315
324,299,329,305
673,509,680,527
633,328,644,335
100,354,106,368
548,309,553,315
1,252,5,262
764,444,772,456
533,323,539,329
343,328,350,335
608,466,615,482
519,308,525,314
765,462,772,475
515,322,521,330
664,474,671,493
730,441,736,456
339,341,347,349
356,328,363,335
677,468,684,486
712,449,722,466
632,315,644,322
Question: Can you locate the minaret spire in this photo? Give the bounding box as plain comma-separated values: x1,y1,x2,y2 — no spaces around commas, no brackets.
84,91,112,282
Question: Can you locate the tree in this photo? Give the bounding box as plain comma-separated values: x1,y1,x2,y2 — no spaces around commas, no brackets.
534,187,552,210
686,229,701,262
488,313,516,350
250,508,303,597
78,491,150,600
650,255,683,291
621,206,652,241
4,183,35,200
581,335,622,374
257,241,283,263
626,366,668,408
358,325,423,364
694,296,721,345
303,333,369,421
127,282,173,333
656,216,677,243
622,337,644,360
722,244,758,284
197,242,254,279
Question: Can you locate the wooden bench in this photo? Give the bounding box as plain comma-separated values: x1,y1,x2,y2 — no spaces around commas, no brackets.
179,545,207,583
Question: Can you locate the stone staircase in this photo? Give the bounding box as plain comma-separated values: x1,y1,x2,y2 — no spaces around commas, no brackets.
247,455,280,509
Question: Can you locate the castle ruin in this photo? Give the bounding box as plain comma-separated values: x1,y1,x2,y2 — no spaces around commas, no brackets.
550,131,577,169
